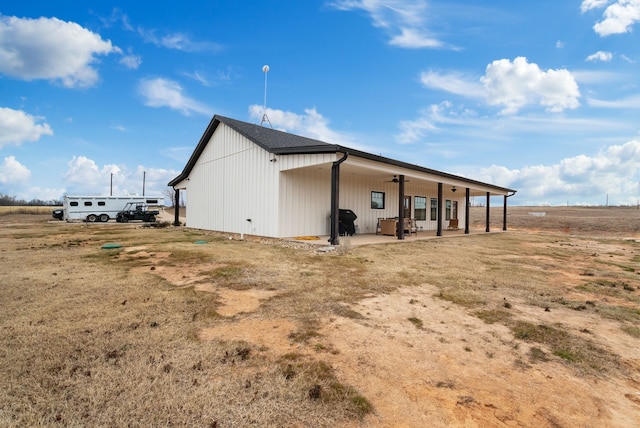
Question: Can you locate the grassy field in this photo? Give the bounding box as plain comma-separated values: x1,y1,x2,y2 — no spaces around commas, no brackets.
0,207,638,426
0,206,58,215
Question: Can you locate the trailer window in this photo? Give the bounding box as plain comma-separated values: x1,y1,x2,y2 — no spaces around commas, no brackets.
98,201,106,206
146,199,158,204
84,202,92,206
70,202,79,206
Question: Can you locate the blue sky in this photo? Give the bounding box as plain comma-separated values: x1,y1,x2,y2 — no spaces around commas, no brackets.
1,0,639,206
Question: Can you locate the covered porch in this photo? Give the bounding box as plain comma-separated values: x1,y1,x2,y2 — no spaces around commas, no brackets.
326,152,516,245
289,226,505,248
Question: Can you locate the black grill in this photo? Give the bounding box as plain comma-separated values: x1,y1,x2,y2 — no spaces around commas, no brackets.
338,209,357,236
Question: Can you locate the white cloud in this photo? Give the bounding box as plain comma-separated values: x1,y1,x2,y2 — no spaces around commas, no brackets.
160,146,194,163
183,70,211,87
0,156,31,184
0,15,118,88
586,51,613,61
389,28,443,49
0,157,64,202
581,0,611,13
395,101,624,147
396,114,438,144
586,0,640,36
479,139,640,205
396,102,458,144
182,68,232,87
420,58,580,115
62,155,178,197
571,69,623,84
137,27,222,52
420,70,485,98
248,105,361,148
104,8,222,53
481,57,580,114
555,40,565,48
119,49,142,69
19,186,65,202
329,0,447,49
587,94,640,108
25,186,65,201
0,107,53,148
138,77,213,116
63,156,119,186
134,165,179,193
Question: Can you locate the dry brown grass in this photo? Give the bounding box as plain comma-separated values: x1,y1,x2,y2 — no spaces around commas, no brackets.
0,206,56,215
1,208,639,426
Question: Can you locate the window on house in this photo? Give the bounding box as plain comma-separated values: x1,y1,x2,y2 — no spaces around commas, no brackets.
445,200,451,220
84,201,92,206
415,196,426,221
371,191,385,209
403,196,411,218
430,198,437,220
452,201,458,219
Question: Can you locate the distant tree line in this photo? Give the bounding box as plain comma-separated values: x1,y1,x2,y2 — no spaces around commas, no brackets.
0,193,62,206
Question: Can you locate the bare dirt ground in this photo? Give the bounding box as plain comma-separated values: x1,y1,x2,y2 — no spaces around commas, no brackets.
0,206,639,427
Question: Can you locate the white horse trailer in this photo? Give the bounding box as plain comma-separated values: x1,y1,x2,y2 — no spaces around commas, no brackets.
52,196,163,222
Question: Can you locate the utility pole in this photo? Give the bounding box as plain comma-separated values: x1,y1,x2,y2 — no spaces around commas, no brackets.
142,171,146,196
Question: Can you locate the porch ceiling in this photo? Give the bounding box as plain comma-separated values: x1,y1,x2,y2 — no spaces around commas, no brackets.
305,159,509,197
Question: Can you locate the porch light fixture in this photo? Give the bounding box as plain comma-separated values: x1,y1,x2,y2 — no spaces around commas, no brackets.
452,186,457,193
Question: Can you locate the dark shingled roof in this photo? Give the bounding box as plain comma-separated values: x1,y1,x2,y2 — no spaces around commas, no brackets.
217,116,337,153
168,114,516,194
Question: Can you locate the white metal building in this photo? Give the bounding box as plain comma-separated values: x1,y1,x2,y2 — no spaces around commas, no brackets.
168,115,516,243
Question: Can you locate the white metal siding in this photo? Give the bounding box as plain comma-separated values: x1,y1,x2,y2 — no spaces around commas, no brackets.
278,168,332,237
278,153,336,171
184,123,280,237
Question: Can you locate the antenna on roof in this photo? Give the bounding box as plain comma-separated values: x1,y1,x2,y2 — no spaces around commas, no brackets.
260,65,272,128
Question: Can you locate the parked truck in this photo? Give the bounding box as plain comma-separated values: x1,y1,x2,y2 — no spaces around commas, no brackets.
52,196,163,222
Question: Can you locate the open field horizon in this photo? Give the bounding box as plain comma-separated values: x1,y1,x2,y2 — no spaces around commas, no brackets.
0,207,638,426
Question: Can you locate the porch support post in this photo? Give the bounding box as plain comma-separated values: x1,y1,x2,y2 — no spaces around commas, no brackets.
503,195,508,231
173,188,181,226
397,174,405,240
485,192,491,233
329,152,349,246
465,187,470,234
437,182,443,236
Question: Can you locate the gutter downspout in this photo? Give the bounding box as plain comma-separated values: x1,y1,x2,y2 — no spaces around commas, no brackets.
503,191,517,231
329,152,349,245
